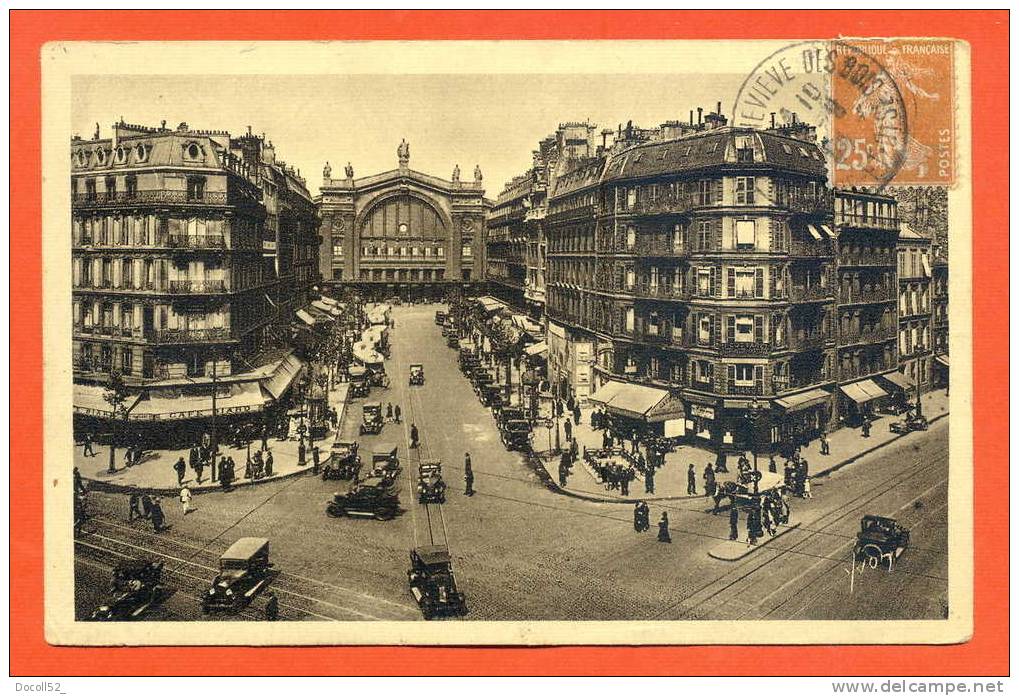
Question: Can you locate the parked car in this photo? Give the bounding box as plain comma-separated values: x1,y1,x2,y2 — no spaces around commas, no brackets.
326,480,399,520
91,560,164,621
500,419,533,451
434,311,447,325
854,515,910,566
478,384,504,408
407,545,467,620
322,440,361,481
202,538,275,614
889,412,929,434
370,444,401,480
348,365,370,398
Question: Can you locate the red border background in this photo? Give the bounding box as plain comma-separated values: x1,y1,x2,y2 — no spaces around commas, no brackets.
10,10,1009,676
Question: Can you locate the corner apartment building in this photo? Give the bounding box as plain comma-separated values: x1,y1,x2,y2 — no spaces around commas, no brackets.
72,120,318,443
895,224,934,393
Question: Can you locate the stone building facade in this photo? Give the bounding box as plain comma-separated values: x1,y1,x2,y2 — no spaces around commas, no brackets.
317,143,489,301
895,224,934,393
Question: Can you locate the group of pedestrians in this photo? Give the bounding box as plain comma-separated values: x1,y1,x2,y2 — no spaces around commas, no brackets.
384,402,402,424
633,502,672,543
128,492,167,532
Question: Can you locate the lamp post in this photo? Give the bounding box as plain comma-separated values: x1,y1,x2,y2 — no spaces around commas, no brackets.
746,397,768,495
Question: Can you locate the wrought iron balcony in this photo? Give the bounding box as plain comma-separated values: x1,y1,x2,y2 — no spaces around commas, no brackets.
718,341,771,357
167,279,229,294
73,190,229,208
151,327,235,344
788,285,834,303
167,234,227,250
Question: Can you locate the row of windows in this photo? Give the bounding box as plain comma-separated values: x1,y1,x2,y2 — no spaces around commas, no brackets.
358,245,453,258
72,143,151,168
74,175,207,201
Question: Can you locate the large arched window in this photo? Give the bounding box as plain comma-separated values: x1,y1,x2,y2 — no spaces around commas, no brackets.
360,195,446,239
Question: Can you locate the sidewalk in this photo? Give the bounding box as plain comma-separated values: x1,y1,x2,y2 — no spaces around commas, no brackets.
78,383,350,495
532,389,949,504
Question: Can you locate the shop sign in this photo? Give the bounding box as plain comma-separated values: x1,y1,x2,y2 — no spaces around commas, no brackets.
690,404,715,420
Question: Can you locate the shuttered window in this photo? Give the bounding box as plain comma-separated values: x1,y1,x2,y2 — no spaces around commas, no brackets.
755,268,765,298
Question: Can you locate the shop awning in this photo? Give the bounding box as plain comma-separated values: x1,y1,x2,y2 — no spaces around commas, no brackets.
73,383,140,418
587,380,626,407
523,341,548,357
820,224,836,238
605,383,683,422
295,309,317,326
774,388,832,413
840,379,887,405
318,296,339,307
130,381,266,421
935,354,950,368
879,370,914,392
807,225,823,241
261,353,306,401
476,296,506,313
312,299,341,317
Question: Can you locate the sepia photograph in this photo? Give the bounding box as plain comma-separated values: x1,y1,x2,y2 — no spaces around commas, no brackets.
39,36,973,646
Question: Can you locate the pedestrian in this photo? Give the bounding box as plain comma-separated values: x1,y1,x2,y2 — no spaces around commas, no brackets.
572,404,581,426
714,450,728,473
620,469,631,496
633,502,644,533
768,455,778,473
559,460,569,488
141,493,152,519
312,445,321,474
179,485,192,515
464,452,475,496
820,432,830,455
687,463,697,495
747,505,762,546
861,417,871,438
129,492,142,521
803,475,813,499
298,440,306,466
264,450,274,476
150,497,165,532
386,402,394,422
729,505,739,541
173,457,186,486
569,437,579,464
410,423,420,449
73,467,85,495
703,463,716,497
194,457,205,484
762,498,775,537
394,404,402,423
261,429,269,452
657,512,672,543
602,430,612,449
244,455,254,479
124,448,134,469
189,445,199,473
82,431,96,457
645,466,655,495
564,418,572,442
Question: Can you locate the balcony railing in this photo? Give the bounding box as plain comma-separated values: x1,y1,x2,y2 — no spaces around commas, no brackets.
633,238,689,257
168,234,227,250
788,241,831,258
168,280,229,294
838,287,896,304
73,190,229,207
835,212,898,231
630,193,692,216
151,327,234,344
787,333,829,351
719,341,771,357
788,285,833,303
726,383,766,396
839,326,897,345
838,253,896,267
632,283,689,301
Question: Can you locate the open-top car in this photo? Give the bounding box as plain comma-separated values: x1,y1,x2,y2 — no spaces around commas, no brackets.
854,515,910,566
202,538,274,614
360,402,384,435
348,365,370,398
91,560,164,621
407,545,467,620
500,419,533,451
326,480,399,520
409,363,425,386
370,444,401,480
889,411,929,434
417,459,447,504
322,440,361,480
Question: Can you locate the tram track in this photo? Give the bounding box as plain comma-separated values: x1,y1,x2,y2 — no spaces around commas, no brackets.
650,449,948,620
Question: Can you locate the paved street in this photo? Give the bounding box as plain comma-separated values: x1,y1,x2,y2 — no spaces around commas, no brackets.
75,304,949,622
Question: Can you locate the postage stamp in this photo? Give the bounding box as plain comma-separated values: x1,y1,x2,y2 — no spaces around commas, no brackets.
733,38,955,189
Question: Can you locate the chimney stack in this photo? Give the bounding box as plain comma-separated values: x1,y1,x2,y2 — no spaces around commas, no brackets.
770,112,776,129
792,113,798,125
689,110,694,125
716,101,722,116
697,107,703,125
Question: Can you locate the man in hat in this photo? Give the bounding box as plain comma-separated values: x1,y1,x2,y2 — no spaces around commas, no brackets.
657,512,672,543
703,463,716,498
150,497,165,532
410,423,420,449
687,463,697,495
463,452,474,496
173,456,187,486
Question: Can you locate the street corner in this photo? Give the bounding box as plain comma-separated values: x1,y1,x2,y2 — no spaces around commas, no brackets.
708,523,802,561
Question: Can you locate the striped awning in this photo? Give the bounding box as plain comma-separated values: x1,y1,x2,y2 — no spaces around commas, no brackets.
774,388,831,413
73,383,140,418
261,353,306,401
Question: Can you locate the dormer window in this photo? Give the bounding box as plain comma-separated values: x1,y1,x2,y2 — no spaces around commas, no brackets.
135,144,150,162
185,142,202,160
115,147,128,164
95,148,107,165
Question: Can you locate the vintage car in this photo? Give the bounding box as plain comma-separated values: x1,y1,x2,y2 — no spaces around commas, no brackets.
417,460,447,504
446,334,460,349
348,365,371,398
434,311,447,325
500,419,533,451
854,515,910,565
478,384,504,408
322,440,361,481
91,560,164,621
889,412,929,434
370,444,401,479
407,545,468,620
202,538,274,613
496,406,527,429
359,402,385,435
326,480,399,520
472,369,495,389
409,363,425,386
366,364,391,389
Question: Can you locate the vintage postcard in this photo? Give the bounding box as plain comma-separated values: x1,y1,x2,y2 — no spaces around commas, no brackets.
42,37,973,646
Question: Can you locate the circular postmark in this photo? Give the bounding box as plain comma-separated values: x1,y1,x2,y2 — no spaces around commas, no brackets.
732,39,909,191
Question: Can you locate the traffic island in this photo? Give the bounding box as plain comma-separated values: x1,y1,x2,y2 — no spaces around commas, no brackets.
707,523,802,561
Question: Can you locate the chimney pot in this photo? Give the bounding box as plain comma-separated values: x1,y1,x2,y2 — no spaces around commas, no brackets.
716,101,722,115
689,110,694,125
770,112,776,129
697,107,703,125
